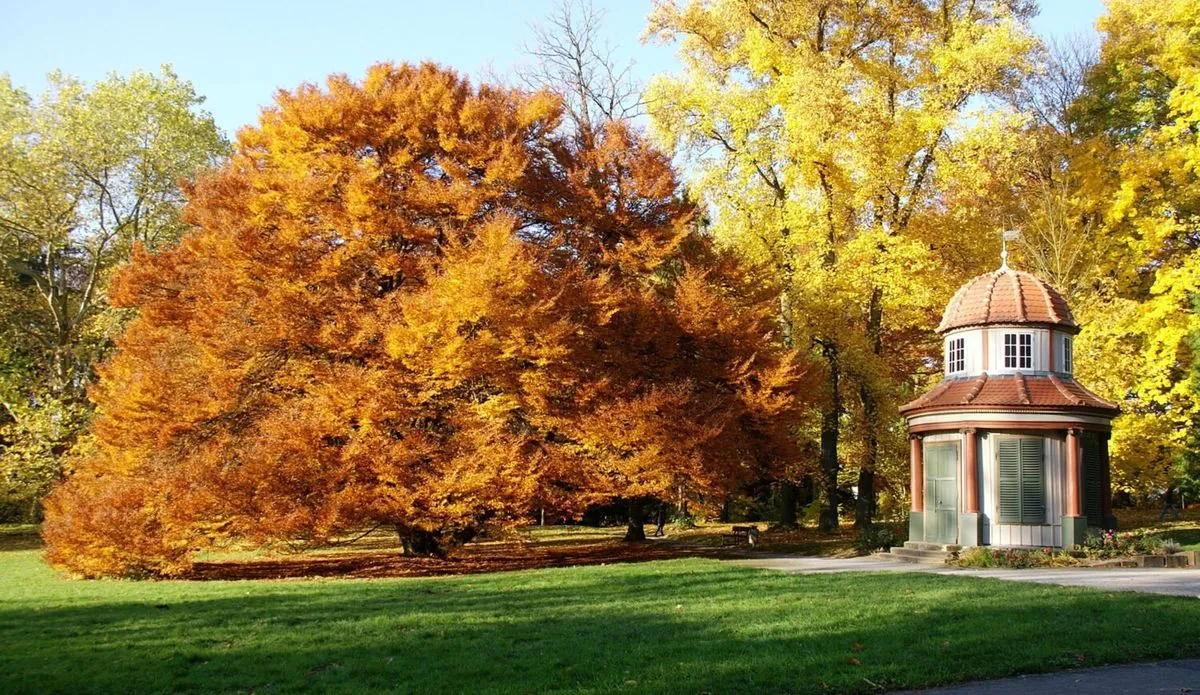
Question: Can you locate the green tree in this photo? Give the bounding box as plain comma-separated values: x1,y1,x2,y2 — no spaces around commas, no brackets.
0,67,228,518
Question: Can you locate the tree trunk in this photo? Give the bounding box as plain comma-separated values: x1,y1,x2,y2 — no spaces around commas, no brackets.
819,343,842,533
623,499,646,542
855,467,875,528
855,387,879,528
395,525,446,557
777,480,799,528
855,288,884,529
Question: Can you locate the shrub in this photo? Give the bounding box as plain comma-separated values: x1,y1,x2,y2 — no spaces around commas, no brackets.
855,523,903,554
671,510,699,530
1082,528,1170,558
1135,534,1164,555
955,546,1077,569
1082,528,1127,558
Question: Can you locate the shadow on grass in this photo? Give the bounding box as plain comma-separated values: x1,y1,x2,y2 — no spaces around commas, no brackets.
0,530,41,552
190,539,728,580
2,560,1198,694
1147,527,1200,548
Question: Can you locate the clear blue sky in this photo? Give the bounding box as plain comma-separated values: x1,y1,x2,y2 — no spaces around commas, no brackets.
1,0,1106,137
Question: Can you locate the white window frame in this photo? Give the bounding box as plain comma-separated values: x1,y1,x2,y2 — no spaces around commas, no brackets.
1004,332,1033,369
947,337,966,374
1062,336,1073,374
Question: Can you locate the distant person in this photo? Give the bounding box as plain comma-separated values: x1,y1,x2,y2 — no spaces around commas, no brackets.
653,502,667,537
1158,486,1181,522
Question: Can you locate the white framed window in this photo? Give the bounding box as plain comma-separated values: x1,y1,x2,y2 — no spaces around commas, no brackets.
947,337,965,374
1004,333,1033,369
1062,336,1073,374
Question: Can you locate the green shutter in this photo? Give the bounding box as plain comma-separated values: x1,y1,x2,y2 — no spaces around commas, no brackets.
1082,436,1103,524
998,437,1046,524
998,439,1022,523
1019,438,1045,523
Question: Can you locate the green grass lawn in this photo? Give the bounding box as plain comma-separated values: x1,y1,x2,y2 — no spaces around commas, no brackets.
1120,507,1200,551
2,548,1199,694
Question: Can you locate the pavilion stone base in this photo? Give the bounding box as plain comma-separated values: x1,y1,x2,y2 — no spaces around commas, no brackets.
1063,515,1089,549
909,511,925,543
958,512,982,547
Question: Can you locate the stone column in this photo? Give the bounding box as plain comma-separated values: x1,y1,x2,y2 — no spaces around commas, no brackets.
963,429,979,513
1065,428,1081,517
1063,428,1087,548
1100,431,1117,530
909,434,924,542
959,428,981,547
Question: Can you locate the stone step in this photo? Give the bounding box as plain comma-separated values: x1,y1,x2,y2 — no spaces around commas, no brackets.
904,541,961,552
890,546,952,560
888,546,954,565
888,552,946,565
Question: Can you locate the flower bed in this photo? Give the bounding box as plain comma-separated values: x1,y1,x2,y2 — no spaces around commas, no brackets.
952,529,1195,569
1081,529,1174,558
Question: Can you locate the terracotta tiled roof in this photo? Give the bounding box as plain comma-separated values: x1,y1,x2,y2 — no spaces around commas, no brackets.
937,268,1077,334
900,373,1120,415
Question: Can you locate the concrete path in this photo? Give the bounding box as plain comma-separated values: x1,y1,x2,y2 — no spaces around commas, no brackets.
731,555,1200,598
893,659,1200,693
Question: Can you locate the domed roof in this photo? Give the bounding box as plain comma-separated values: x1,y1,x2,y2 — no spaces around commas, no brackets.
937,268,1077,334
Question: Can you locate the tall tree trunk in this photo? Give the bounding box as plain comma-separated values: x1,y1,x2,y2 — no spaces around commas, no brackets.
855,386,879,528
395,525,446,557
777,480,799,528
623,499,646,542
819,342,842,533
775,272,802,531
855,288,884,528
855,466,876,528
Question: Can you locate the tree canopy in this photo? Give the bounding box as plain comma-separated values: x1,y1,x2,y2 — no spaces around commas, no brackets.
1054,0,1200,494
0,68,227,521
42,63,802,577
646,0,1039,528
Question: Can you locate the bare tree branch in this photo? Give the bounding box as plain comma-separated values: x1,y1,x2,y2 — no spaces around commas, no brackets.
520,0,645,135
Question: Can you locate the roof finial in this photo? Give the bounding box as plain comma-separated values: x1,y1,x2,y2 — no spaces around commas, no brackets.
1000,229,1020,271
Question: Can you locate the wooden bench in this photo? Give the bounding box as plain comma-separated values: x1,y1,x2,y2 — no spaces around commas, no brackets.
722,525,760,546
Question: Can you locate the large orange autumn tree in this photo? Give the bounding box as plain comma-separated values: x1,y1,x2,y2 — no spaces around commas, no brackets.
42,63,803,578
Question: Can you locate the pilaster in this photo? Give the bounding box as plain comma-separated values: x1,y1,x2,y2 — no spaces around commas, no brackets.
909,434,924,542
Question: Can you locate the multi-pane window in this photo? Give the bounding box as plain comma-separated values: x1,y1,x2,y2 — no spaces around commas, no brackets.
1003,333,1033,369
1062,336,1073,374
947,338,965,374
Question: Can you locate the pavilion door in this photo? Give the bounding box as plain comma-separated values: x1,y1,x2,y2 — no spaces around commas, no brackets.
924,442,959,545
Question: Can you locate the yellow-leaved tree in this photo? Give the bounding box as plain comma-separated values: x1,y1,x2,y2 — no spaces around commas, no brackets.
1049,0,1200,496
646,0,1038,528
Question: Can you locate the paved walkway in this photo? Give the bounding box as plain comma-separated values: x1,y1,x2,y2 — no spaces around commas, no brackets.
731,555,1200,598
893,659,1200,693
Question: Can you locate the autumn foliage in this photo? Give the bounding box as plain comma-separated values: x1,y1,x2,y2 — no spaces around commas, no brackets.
41,63,801,577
